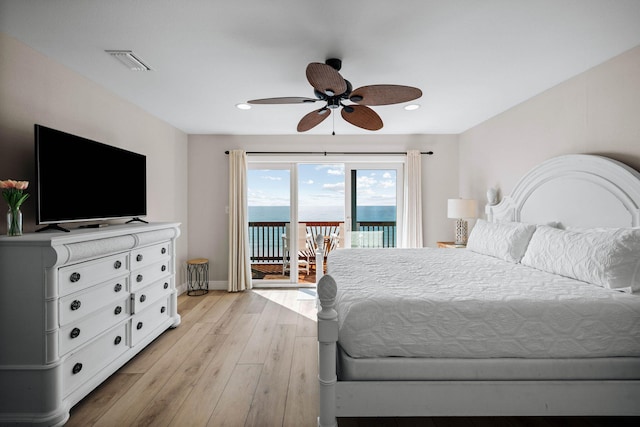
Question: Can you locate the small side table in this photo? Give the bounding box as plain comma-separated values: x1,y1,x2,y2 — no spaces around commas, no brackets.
437,241,466,249
186,258,209,296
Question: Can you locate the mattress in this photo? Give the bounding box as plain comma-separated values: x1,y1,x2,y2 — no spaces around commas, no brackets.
327,248,640,359
337,345,640,380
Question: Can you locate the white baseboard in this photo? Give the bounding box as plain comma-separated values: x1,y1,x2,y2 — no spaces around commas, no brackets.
208,280,228,290
176,281,227,295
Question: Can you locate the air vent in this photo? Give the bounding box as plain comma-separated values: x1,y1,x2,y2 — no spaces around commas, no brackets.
106,50,152,71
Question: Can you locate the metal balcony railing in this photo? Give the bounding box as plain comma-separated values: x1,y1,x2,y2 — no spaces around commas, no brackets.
249,221,397,263
249,222,288,263
352,221,397,248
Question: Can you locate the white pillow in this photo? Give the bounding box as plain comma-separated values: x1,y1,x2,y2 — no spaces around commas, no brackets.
466,219,536,263
521,225,640,292
564,225,640,232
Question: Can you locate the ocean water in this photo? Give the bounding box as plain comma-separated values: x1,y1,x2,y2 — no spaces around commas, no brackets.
249,205,396,222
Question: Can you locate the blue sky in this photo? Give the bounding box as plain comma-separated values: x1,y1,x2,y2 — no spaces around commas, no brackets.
247,164,397,208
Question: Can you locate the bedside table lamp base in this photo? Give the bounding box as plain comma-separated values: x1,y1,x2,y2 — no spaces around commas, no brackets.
454,218,468,246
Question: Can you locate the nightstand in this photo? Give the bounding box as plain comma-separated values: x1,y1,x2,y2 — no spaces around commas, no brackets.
437,241,466,249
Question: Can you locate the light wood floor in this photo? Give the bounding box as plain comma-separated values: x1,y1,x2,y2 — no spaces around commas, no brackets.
67,289,639,427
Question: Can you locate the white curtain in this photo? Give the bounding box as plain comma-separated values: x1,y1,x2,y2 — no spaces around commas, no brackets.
228,150,252,292
401,150,423,248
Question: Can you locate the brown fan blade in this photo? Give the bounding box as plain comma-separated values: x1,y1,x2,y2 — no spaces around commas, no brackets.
297,108,331,132
306,63,347,97
349,85,422,106
341,105,383,131
248,97,318,105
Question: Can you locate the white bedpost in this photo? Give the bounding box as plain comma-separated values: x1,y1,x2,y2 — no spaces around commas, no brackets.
317,274,338,427
315,233,325,284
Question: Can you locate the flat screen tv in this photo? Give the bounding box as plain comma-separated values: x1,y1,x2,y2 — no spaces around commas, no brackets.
35,124,146,231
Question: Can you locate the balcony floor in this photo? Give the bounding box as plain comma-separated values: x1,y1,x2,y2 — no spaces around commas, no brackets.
251,263,316,285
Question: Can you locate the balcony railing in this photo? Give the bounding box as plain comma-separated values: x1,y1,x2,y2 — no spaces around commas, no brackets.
249,222,288,263
249,221,396,264
353,221,396,248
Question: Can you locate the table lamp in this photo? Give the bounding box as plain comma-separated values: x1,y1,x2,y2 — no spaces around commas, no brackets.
447,198,477,246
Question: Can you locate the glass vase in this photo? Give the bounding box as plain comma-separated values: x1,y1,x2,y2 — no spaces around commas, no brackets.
7,207,23,236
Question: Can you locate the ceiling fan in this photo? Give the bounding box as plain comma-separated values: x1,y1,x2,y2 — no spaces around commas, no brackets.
247,58,422,133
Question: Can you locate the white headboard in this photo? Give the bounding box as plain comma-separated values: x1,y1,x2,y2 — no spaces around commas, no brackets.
486,154,640,228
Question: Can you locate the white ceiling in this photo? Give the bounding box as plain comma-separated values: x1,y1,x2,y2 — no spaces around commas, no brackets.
2,0,640,136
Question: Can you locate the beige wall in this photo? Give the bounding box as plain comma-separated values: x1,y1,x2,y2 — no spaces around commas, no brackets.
459,45,640,210
0,33,189,267
188,134,459,283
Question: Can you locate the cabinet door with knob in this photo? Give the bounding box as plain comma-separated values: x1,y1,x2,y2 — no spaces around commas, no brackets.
131,242,170,270
62,322,129,397
59,276,129,325
130,296,171,346
58,253,129,296
131,278,172,313
130,246,171,293
59,296,130,355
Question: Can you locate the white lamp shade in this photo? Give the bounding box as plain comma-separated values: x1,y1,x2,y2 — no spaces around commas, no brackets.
447,199,477,219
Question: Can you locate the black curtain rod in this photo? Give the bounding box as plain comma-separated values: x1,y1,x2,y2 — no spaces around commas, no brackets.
224,150,434,155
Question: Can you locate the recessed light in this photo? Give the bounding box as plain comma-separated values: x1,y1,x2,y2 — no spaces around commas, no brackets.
236,103,251,110
404,104,420,111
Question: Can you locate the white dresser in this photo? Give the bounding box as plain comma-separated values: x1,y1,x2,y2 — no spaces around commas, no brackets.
0,222,181,426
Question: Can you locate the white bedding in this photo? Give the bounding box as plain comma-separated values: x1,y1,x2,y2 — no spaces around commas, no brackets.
327,248,640,359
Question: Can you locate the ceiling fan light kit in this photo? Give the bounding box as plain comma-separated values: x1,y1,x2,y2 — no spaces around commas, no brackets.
248,58,422,133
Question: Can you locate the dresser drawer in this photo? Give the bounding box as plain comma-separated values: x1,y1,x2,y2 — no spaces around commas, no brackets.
59,253,129,296
131,296,171,346
131,241,171,270
62,322,128,397
59,276,129,326
59,297,129,355
131,278,172,314
130,260,171,292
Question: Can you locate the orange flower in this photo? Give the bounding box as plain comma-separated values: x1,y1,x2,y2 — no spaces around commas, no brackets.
0,179,16,189
1,179,30,210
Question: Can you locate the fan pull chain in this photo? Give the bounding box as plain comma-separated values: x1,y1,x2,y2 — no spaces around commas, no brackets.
332,111,335,136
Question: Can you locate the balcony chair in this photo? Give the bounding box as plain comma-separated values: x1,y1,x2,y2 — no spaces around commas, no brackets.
282,232,310,276
300,228,341,273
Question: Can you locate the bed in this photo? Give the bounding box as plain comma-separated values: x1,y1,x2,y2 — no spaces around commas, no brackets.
316,154,640,427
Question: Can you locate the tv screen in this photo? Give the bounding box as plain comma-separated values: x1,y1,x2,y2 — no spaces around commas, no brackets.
35,124,146,226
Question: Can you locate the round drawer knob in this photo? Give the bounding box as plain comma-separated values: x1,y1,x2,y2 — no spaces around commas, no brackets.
163,282,169,290
114,283,122,292
136,254,143,262
160,306,166,314
161,265,167,272
72,363,83,375
70,300,82,311
139,295,146,303
114,260,122,269
70,328,81,339
114,336,122,345
114,306,122,315
136,274,143,283
70,272,81,283
161,247,167,255
136,322,143,330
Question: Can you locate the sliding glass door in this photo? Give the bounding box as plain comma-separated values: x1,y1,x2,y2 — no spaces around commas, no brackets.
247,157,403,287
297,163,346,282
247,164,296,286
